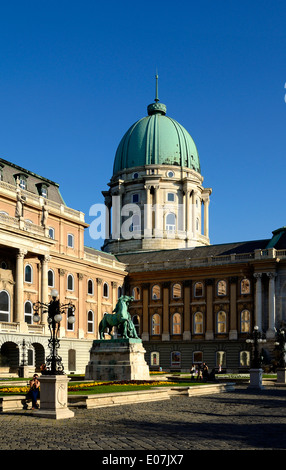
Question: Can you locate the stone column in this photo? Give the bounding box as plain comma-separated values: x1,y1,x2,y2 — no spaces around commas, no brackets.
254,273,263,331
41,255,50,324
77,273,84,338
191,190,196,238
162,282,170,341
97,278,103,325
15,249,27,323
144,185,152,238
154,185,162,238
205,279,214,340
203,197,210,238
229,277,238,340
141,284,149,341
267,272,276,338
183,281,191,340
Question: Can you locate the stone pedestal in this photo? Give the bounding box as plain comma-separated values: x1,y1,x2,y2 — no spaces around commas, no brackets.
35,374,74,419
248,368,264,390
85,339,150,381
277,368,286,384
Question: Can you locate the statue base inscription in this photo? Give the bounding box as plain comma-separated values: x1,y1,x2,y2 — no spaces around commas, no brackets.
85,339,150,381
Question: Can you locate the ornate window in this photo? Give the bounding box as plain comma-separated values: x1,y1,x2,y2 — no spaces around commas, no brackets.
151,314,160,335
132,315,140,336
24,301,33,324
241,279,251,295
24,264,33,283
48,269,54,288
194,312,203,334
240,309,251,333
172,313,181,335
194,282,203,297
67,233,74,248
150,351,160,366
0,291,10,321
67,274,74,291
240,350,250,367
217,311,227,333
166,213,176,232
193,351,203,364
132,286,140,300
87,279,94,295
130,214,140,232
217,280,227,296
151,285,160,300
103,282,109,298
87,310,94,333
49,227,55,239
216,351,226,367
172,283,181,299
171,351,181,367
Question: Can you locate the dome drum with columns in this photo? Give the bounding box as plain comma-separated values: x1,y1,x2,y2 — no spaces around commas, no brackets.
102,78,212,254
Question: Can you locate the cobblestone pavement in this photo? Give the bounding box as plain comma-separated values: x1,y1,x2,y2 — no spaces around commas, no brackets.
1,385,286,452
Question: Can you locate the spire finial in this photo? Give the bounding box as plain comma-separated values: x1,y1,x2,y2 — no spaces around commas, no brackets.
155,72,159,102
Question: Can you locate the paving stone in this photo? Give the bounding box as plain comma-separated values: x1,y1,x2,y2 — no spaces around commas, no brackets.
0,385,285,451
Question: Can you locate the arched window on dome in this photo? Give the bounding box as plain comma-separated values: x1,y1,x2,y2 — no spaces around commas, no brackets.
165,213,176,232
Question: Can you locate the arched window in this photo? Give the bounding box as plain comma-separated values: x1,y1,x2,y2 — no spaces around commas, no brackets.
151,314,160,335
217,311,227,333
172,313,181,335
171,351,181,367
24,264,32,283
240,350,250,367
130,214,140,232
216,351,226,368
103,282,109,298
49,227,55,239
150,351,160,366
172,283,181,299
240,309,251,333
194,312,203,334
67,274,74,291
241,278,251,295
151,284,160,300
87,279,94,295
48,269,54,288
24,301,33,324
194,282,203,297
87,310,94,333
132,286,140,300
132,315,140,336
0,291,10,321
217,280,227,296
166,213,176,232
67,233,74,248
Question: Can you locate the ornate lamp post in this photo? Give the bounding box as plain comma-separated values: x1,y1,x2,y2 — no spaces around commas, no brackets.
32,289,75,419
246,325,266,389
33,288,75,375
275,327,286,383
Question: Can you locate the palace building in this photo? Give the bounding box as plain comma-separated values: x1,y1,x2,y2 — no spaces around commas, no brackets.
0,158,126,375
1,80,285,374
102,80,286,372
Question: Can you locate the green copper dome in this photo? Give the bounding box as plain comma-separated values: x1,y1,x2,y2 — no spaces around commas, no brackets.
113,87,200,175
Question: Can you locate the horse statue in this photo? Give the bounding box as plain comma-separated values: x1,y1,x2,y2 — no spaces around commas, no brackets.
98,295,139,340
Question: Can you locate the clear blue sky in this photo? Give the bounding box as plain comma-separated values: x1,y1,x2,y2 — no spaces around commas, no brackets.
0,0,286,250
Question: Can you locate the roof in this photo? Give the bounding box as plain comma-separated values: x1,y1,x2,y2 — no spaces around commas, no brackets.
113,98,200,175
115,239,271,268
